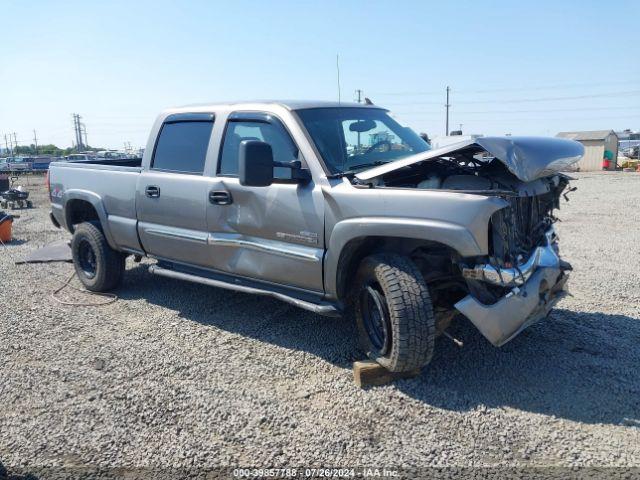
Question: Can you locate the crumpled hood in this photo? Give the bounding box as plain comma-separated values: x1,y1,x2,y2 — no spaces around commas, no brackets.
355,136,584,183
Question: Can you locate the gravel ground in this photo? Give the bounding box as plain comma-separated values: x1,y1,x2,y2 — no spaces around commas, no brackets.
1,173,639,477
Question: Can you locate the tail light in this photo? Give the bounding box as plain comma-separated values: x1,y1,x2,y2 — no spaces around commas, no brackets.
45,171,51,197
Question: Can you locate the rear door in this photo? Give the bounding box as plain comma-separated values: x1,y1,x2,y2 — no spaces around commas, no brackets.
136,113,215,266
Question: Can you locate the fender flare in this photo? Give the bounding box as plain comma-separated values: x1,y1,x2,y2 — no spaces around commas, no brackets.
323,217,486,300
62,189,118,250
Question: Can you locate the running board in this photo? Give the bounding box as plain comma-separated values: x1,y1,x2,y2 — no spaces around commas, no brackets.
148,265,341,317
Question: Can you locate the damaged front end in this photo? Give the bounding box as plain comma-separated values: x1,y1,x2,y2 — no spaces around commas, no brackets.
455,174,575,346
456,226,571,346
353,136,582,347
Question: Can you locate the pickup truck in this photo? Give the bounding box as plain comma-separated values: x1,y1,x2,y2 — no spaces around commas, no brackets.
49,101,583,373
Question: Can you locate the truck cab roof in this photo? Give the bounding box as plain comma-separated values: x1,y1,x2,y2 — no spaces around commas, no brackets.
169,100,384,113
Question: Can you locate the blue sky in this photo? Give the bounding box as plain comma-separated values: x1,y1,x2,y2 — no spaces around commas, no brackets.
1,0,639,149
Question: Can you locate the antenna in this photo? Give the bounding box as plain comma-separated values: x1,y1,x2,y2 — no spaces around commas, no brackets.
445,86,451,136
336,54,341,103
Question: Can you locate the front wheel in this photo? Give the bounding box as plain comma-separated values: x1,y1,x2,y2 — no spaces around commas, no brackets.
354,253,436,373
71,222,125,292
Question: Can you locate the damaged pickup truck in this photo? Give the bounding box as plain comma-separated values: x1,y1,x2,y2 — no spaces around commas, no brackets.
48,101,583,373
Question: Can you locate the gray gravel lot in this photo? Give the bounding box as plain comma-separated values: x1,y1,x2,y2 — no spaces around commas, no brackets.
1,173,639,476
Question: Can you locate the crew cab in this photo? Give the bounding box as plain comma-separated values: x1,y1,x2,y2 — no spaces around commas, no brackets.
49,101,583,372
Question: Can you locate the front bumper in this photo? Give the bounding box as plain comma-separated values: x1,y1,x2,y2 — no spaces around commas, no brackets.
454,231,569,347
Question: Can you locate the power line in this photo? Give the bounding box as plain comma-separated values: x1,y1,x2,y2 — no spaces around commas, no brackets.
384,90,640,106
395,105,640,115
431,113,640,124
370,79,640,96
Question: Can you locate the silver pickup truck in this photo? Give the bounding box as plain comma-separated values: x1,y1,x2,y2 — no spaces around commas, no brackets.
49,101,583,373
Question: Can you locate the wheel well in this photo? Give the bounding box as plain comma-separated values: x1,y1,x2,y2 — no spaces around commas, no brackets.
66,199,100,233
335,236,458,301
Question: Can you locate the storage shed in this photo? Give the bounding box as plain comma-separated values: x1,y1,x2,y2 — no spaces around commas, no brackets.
556,130,619,171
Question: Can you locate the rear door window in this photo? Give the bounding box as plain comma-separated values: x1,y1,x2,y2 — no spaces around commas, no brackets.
152,118,214,174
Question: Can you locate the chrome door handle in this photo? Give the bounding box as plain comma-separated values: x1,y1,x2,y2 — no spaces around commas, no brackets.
209,190,232,205
145,185,160,198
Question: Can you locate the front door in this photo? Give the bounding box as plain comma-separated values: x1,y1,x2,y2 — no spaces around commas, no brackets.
136,113,215,266
205,113,325,293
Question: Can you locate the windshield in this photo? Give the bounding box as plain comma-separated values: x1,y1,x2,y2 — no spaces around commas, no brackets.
296,107,430,174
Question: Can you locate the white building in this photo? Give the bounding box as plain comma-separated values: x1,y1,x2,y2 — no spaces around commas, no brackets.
556,130,619,171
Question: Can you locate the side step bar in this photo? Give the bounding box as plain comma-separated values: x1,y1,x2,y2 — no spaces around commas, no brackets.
148,265,341,317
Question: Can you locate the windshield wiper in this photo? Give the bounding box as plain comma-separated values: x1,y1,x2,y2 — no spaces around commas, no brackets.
326,161,390,179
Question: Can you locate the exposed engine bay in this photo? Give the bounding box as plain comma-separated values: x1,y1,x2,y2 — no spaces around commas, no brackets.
357,152,573,261
351,141,578,315
343,135,584,346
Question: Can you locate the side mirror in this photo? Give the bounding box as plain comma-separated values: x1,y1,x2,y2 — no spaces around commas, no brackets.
239,140,274,187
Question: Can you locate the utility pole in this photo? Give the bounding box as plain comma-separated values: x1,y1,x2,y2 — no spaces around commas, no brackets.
81,123,88,149
33,130,39,155
4,134,10,156
445,86,451,136
72,114,78,151
72,113,84,151
12,133,18,154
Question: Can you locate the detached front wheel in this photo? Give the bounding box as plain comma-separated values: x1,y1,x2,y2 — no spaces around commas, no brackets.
354,253,436,373
71,222,125,292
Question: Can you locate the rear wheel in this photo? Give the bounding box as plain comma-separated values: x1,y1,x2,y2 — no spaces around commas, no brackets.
71,222,125,292
354,253,436,372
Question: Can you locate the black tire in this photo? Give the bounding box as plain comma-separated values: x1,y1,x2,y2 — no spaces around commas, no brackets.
353,253,436,373
71,222,125,292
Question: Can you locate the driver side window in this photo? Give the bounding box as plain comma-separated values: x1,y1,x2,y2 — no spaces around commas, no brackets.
218,119,297,180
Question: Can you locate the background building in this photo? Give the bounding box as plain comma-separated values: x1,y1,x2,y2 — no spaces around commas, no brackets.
556,130,619,171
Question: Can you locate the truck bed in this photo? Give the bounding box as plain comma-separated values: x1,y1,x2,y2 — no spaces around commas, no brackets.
49,160,143,253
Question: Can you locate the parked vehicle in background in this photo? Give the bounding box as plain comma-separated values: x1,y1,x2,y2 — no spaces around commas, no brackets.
64,153,96,162
49,101,583,373
96,150,129,160
7,157,33,171
32,156,58,171
627,145,640,158
0,159,8,172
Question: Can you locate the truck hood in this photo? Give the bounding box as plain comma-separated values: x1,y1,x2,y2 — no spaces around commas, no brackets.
355,136,584,183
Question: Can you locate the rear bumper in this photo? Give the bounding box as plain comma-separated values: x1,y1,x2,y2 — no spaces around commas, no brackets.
455,229,569,347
